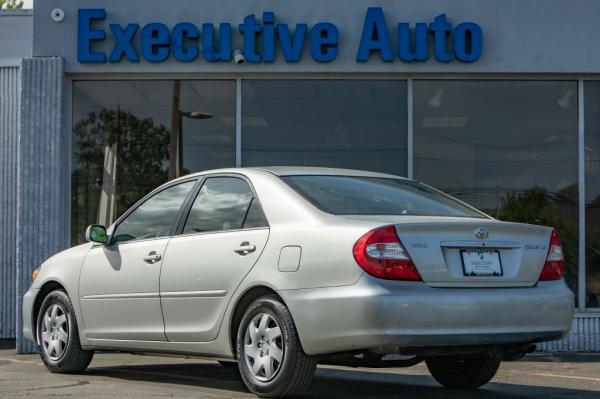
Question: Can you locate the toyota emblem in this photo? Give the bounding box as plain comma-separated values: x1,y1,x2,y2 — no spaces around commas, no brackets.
473,226,489,240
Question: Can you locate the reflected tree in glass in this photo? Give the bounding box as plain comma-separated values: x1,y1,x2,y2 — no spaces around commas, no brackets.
71,108,170,244
585,194,600,307
494,186,579,291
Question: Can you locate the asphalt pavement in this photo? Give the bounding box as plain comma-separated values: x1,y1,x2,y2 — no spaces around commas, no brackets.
1,349,599,398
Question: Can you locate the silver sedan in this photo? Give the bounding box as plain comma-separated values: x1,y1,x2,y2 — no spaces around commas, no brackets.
23,167,574,397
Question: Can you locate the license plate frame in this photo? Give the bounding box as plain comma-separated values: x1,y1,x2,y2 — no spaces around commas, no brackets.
460,249,503,277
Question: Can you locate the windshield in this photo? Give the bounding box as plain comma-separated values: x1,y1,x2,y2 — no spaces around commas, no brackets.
282,175,487,218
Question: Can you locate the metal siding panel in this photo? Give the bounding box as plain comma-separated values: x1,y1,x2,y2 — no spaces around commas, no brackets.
0,66,19,340
537,313,600,353
15,57,67,354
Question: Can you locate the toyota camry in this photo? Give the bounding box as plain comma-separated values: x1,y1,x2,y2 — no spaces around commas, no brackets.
23,167,574,397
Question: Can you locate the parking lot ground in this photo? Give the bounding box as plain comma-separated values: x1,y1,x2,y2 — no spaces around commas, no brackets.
1,349,599,398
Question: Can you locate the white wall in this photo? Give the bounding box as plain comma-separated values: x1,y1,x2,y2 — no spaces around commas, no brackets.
0,10,33,67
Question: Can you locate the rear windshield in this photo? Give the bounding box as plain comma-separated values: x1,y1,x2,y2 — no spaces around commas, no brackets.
282,175,487,218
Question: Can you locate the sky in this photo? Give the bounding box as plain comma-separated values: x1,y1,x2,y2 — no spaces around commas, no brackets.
22,0,33,8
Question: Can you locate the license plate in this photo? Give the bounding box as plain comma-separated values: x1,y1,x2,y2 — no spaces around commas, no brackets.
460,249,503,277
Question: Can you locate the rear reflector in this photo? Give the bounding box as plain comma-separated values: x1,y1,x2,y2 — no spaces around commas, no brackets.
353,226,421,281
539,229,565,281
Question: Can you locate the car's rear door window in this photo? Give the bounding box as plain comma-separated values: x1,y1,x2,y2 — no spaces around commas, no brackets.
282,175,487,218
242,198,269,229
183,177,266,234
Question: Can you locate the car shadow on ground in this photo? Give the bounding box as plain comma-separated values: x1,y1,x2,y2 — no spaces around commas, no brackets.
85,362,600,398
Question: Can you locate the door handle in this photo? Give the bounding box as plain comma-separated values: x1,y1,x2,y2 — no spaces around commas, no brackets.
143,251,162,264
234,242,256,255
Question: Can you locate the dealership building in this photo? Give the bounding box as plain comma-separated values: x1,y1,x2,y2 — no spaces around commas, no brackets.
1,0,599,353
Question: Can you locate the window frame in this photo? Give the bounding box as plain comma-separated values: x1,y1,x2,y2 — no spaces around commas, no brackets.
107,177,200,246
174,172,270,238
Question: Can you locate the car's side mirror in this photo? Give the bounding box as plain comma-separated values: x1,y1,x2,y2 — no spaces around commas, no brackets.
85,225,108,244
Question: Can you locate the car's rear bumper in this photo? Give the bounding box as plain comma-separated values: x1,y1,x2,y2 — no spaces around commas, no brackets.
278,275,574,356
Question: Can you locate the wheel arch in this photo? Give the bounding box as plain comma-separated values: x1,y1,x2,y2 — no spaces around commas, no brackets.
229,285,287,358
32,280,67,344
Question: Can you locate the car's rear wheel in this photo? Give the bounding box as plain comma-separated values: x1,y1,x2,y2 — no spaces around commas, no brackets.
36,289,93,373
236,296,316,397
426,355,500,389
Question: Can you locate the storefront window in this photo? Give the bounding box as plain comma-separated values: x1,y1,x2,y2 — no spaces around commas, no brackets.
414,80,579,300
242,80,408,176
585,81,600,308
71,80,235,244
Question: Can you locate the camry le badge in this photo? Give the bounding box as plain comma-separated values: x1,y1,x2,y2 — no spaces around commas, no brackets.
474,226,489,240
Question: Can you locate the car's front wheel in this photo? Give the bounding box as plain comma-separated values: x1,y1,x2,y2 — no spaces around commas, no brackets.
36,289,93,373
236,296,316,397
426,355,500,389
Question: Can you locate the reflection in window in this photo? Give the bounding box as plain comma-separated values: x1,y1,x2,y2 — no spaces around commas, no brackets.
585,82,600,308
180,81,236,173
414,80,579,300
242,80,408,176
183,178,254,234
283,176,486,218
112,181,195,244
71,80,236,245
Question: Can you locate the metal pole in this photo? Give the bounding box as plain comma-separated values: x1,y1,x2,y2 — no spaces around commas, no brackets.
169,80,181,180
177,109,183,177
407,78,414,179
236,78,242,168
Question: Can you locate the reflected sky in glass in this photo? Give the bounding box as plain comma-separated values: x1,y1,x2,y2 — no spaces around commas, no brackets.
114,181,195,243
242,80,408,176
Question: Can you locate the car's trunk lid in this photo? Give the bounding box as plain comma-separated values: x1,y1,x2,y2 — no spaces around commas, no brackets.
340,216,552,287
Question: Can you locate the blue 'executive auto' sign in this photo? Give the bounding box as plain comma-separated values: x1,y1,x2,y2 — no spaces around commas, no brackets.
77,7,483,64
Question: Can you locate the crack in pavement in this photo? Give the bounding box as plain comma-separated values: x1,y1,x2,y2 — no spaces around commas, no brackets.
1,381,90,394
0,356,44,366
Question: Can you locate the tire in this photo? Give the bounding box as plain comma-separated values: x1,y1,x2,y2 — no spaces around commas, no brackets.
426,355,500,389
36,289,94,373
236,296,316,397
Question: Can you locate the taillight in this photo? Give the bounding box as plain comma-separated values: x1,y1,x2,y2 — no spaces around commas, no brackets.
539,229,565,281
353,226,421,281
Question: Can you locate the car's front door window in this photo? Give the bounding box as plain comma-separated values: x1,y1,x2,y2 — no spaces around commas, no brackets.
113,180,196,243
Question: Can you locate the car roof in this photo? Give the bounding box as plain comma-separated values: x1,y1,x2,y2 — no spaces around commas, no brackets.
250,166,407,179
171,166,408,184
